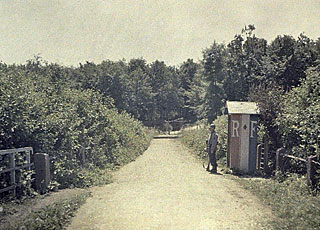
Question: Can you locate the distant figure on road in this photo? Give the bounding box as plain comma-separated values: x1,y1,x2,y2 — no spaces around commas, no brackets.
206,124,218,173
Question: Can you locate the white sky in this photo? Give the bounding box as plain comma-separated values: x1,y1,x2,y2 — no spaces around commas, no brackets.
0,0,320,67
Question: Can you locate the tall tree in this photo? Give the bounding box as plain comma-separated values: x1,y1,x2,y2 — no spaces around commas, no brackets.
149,60,183,121
265,35,299,90
179,59,200,121
184,72,207,121
126,59,154,121
224,25,268,100
202,42,226,121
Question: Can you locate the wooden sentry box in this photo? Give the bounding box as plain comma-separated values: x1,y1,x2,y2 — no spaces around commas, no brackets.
226,101,259,174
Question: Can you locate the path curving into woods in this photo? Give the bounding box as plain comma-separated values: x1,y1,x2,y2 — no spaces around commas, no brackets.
68,138,273,230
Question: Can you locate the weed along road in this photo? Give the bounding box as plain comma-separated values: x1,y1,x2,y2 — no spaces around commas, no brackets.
68,138,273,230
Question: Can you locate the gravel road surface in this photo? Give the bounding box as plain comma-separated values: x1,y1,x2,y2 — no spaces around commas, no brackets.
68,138,273,230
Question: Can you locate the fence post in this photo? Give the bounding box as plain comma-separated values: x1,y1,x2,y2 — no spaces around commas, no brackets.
256,144,262,170
9,152,16,197
264,138,269,174
276,148,285,172
307,156,316,188
26,149,31,171
79,146,86,166
34,153,50,194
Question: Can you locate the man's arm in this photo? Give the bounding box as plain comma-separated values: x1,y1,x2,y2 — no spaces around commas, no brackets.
210,133,218,153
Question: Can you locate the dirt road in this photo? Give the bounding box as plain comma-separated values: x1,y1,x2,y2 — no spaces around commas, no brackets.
68,138,273,230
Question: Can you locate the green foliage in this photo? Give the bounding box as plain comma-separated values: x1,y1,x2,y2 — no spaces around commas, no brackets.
213,115,228,160
8,191,90,230
197,26,268,121
236,174,320,230
0,153,35,199
180,126,208,162
277,66,320,158
201,42,226,121
0,60,153,195
184,71,207,121
198,25,320,125
1,25,320,200
179,59,201,122
249,83,284,149
53,164,112,189
71,58,189,123
265,34,319,90
180,115,228,164
149,60,184,121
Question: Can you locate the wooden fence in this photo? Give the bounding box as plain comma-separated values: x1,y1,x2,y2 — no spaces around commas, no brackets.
257,143,320,187
0,147,34,197
0,147,50,197
256,139,270,174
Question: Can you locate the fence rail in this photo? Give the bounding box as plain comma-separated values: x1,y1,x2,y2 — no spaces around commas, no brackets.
0,147,34,196
257,144,320,188
283,154,306,162
0,147,33,156
0,163,34,174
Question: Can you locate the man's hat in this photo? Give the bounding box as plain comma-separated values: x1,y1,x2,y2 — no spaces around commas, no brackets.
210,124,215,129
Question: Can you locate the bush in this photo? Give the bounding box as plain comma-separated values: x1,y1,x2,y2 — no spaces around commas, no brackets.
180,126,208,162
180,115,228,164
0,62,153,195
213,115,228,160
277,66,320,159
249,83,284,150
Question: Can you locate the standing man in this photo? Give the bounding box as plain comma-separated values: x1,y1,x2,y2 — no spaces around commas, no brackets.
206,124,218,173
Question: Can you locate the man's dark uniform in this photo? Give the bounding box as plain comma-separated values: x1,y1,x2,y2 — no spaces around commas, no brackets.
207,125,218,173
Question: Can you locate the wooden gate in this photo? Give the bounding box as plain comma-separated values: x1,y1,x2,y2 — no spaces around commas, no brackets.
256,139,269,174
0,147,34,197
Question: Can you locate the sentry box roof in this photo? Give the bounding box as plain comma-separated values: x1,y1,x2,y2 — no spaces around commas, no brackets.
226,101,260,115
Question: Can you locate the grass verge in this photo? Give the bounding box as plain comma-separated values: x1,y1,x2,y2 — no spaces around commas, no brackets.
0,128,155,230
231,174,320,230
0,189,90,230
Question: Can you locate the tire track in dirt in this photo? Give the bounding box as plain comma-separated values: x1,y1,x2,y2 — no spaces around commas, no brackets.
68,138,273,230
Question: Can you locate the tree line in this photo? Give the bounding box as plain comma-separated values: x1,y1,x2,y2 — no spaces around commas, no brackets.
1,25,320,193
0,57,152,194
61,25,320,159
17,25,317,128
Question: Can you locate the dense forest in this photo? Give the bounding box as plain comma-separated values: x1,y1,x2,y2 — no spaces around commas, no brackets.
1,25,320,193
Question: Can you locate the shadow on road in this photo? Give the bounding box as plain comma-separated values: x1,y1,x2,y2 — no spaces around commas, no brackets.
209,172,223,175
153,135,179,139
